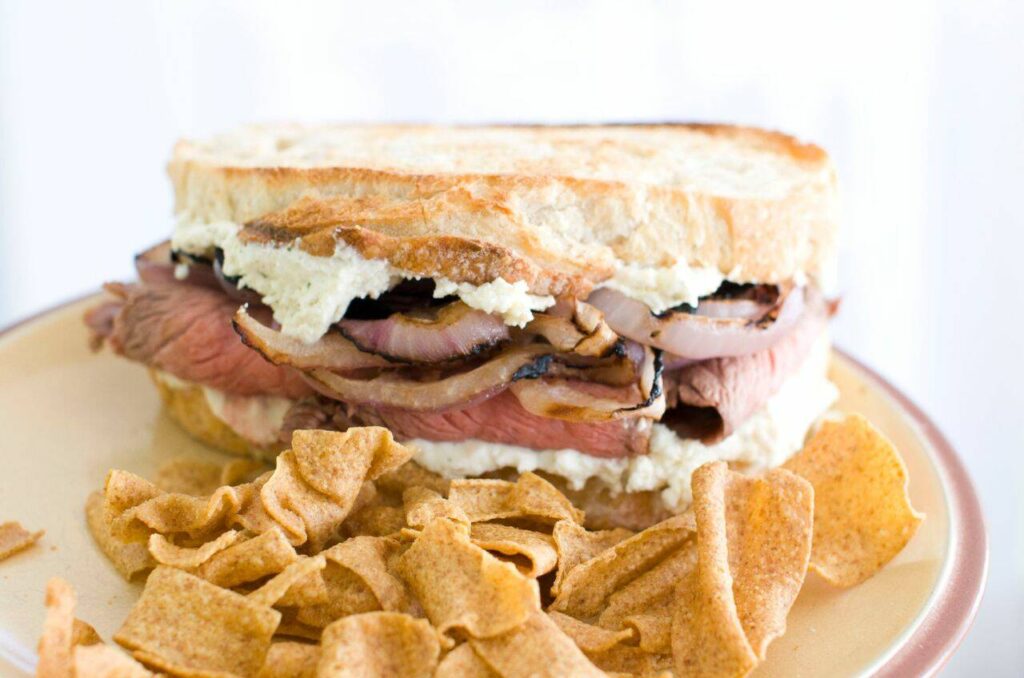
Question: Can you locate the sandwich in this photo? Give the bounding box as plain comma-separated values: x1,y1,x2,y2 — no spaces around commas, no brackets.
85,123,839,529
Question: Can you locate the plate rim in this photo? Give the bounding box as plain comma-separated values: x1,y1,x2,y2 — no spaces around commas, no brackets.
834,349,988,677
0,297,989,676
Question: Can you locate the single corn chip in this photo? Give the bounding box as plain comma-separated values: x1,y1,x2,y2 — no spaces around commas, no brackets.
73,644,154,678
672,566,755,678
195,526,298,588
671,462,813,677
249,555,327,607
147,530,241,570
293,538,409,628
114,567,280,677
110,480,250,543
85,492,154,580
547,611,634,654
512,472,586,524
0,521,43,561
220,458,270,487
550,520,633,597
292,428,413,499
37,578,76,678
550,514,693,619
469,611,604,678
276,610,326,641
317,611,440,678
448,475,585,528
598,545,697,649
395,518,539,639
256,642,320,678
71,619,103,647
470,523,558,578
448,472,583,525
784,414,924,587
587,644,673,676
322,536,414,614
345,504,408,538
375,461,450,498
232,472,280,535
277,567,330,608
404,486,469,529
103,470,162,515
260,450,350,549
295,563,382,629
153,458,223,495
621,606,674,654
435,643,498,678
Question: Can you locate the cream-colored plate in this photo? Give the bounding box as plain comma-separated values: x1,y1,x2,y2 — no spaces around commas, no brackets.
0,298,986,677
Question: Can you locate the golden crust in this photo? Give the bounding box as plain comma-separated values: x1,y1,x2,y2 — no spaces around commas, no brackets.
149,371,282,461
169,124,838,295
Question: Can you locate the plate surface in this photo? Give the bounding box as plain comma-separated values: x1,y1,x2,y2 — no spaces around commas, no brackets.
0,297,986,677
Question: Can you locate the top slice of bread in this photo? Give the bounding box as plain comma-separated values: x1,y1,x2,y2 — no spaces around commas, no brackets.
169,124,837,297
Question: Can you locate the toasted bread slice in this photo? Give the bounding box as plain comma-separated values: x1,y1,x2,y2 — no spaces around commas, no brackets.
169,124,837,296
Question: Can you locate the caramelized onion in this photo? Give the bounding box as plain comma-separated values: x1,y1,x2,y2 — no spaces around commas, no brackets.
337,302,510,363
510,347,665,422
233,307,394,371
524,300,619,356
305,345,554,411
586,285,805,360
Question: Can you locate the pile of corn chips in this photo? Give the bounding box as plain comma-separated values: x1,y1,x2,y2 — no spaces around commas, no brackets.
37,415,921,677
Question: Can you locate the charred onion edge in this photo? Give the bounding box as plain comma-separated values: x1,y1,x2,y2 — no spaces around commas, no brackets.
586,284,806,360
233,306,396,371
508,348,664,422
335,303,511,365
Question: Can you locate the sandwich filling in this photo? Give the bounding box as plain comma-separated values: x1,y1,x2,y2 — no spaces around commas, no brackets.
87,225,837,511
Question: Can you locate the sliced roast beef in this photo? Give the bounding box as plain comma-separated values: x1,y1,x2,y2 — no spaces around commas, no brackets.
279,391,650,458
370,389,652,457
91,282,314,399
664,307,828,443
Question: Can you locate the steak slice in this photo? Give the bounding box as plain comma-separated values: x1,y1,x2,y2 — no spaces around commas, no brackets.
280,391,651,459
666,309,827,442
88,281,314,399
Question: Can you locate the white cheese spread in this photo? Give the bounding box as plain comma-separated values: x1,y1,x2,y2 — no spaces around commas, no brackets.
432,277,553,328
171,217,555,343
411,331,838,511
601,260,725,314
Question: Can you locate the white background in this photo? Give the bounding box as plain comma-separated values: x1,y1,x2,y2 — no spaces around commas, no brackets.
1,1,1020,673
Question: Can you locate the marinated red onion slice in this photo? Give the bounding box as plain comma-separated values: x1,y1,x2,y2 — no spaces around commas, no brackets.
337,302,510,363
693,297,771,319
233,307,395,372
585,285,805,360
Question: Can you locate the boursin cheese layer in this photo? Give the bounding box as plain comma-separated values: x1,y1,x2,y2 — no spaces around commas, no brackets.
171,218,555,344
